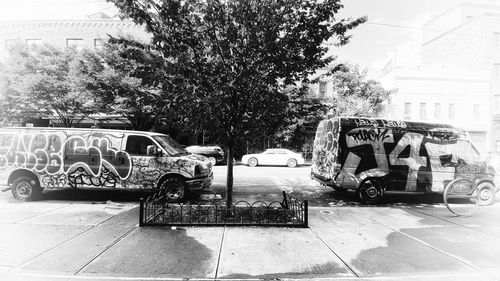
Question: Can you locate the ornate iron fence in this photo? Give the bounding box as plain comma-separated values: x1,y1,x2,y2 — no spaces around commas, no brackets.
139,191,308,227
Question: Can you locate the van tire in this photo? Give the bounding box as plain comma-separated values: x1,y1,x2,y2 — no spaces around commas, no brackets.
477,182,495,206
160,177,186,202
248,158,258,167
11,176,42,201
357,178,384,205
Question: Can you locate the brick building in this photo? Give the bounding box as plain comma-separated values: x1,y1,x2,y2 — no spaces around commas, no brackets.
0,12,149,58
379,1,500,156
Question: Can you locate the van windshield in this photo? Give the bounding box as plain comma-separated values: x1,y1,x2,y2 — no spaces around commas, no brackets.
153,135,188,156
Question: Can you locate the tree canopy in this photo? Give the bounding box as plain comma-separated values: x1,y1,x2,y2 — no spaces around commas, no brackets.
75,37,168,131
0,44,97,127
109,0,366,205
319,64,392,117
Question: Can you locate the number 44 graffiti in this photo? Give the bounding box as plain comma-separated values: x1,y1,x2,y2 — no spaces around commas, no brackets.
343,129,456,191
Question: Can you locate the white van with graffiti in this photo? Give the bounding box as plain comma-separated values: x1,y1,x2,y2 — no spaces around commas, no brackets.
311,117,497,205
0,127,213,201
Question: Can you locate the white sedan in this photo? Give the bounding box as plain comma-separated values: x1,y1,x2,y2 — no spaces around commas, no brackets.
241,148,305,167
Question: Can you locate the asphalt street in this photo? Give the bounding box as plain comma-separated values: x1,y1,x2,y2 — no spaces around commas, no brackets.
0,165,499,280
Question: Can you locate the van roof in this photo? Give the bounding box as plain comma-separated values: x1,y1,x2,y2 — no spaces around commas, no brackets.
331,117,462,133
0,127,163,136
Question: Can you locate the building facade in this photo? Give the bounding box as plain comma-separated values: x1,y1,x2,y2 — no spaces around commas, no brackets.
0,12,149,59
379,2,500,156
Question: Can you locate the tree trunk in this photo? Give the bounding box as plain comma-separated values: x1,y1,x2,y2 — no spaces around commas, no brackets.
226,144,234,207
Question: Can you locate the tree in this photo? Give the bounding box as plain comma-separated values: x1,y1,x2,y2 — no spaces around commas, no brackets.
320,64,392,117
275,85,328,153
75,37,168,131
109,0,366,205
0,44,96,127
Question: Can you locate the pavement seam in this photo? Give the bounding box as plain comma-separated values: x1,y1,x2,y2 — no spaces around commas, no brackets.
366,216,484,273
406,206,500,238
213,226,226,280
307,226,360,278
7,271,496,281
73,225,137,275
13,203,73,223
13,224,95,270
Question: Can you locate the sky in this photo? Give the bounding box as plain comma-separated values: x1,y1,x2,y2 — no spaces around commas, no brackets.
0,0,475,78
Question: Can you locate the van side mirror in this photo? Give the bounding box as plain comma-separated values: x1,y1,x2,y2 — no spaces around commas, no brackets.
439,154,459,167
147,145,158,156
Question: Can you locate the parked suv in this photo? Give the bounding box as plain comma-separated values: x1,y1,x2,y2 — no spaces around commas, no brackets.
186,145,225,165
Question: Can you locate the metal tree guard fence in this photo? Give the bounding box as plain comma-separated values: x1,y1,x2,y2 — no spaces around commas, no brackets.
139,191,308,227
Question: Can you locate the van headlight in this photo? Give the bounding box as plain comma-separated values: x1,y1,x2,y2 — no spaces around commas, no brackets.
487,165,496,177
195,164,209,177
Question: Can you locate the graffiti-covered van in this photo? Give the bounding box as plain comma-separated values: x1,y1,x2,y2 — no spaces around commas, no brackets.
0,127,212,201
311,117,497,204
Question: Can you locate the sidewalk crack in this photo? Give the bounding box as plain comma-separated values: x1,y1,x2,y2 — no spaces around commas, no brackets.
73,226,136,275
308,227,360,278
213,226,226,280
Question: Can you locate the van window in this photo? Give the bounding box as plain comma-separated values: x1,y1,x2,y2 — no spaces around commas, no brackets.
457,139,480,161
126,135,156,156
0,134,13,147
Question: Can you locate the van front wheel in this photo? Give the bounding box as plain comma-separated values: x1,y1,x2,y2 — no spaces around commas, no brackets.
160,178,186,202
357,179,384,205
477,182,495,206
11,176,42,201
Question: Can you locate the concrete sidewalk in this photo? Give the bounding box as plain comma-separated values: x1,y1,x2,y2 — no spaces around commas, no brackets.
1,202,500,281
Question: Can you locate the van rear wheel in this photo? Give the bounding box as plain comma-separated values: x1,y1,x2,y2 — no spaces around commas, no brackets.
357,178,384,205
11,176,42,201
160,178,186,202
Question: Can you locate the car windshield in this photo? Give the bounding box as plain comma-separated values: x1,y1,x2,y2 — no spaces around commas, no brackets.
153,135,188,156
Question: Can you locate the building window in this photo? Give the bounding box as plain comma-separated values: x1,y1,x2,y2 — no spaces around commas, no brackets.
449,103,455,120
420,102,427,120
94,39,105,50
494,64,500,79
494,32,500,49
66,38,84,51
434,103,441,120
473,104,480,121
404,102,411,120
25,39,42,47
494,96,500,113
5,39,21,50
496,124,500,153
319,81,327,96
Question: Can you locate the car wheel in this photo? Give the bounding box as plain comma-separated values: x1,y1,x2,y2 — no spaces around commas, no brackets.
286,158,297,168
160,177,186,202
11,176,42,201
477,182,495,206
248,157,258,167
208,157,217,166
356,178,384,205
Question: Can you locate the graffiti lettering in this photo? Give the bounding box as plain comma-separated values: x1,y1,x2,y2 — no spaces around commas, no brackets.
0,131,132,186
388,133,427,191
347,129,391,143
